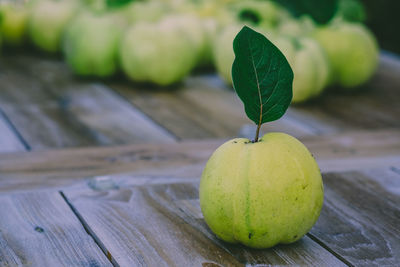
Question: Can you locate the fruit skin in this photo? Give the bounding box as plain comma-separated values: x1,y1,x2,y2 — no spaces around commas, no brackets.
63,11,124,77
0,3,29,46
119,18,197,86
200,132,323,248
274,36,331,103
313,22,379,89
28,0,78,53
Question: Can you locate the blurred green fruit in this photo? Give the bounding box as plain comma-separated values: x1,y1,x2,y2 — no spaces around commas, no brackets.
230,0,280,27
29,0,79,53
162,14,212,67
119,18,197,86
335,0,366,22
0,2,29,46
277,16,316,37
63,11,125,77
274,36,331,103
200,133,324,248
123,1,170,24
313,22,379,88
212,25,241,85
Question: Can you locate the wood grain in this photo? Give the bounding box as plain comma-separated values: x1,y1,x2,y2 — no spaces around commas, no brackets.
0,110,26,152
294,53,400,131
111,75,337,140
0,54,175,150
63,182,346,266
0,191,111,266
0,129,399,193
310,166,400,266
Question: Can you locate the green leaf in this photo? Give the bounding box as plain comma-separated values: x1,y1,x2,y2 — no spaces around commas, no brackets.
232,26,293,132
273,0,339,24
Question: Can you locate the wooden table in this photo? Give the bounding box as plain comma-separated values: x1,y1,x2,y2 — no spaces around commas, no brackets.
0,51,399,266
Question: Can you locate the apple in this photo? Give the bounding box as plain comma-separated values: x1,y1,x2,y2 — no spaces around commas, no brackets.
313,22,379,89
119,18,197,86
200,132,323,248
273,36,331,103
28,0,79,53
277,15,316,37
0,2,29,46
123,1,170,24
230,0,280,27
63,11,125,77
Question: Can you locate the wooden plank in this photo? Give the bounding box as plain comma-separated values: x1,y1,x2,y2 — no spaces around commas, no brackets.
0,129,399,193
62,182,346,266
0,65,98,149
14,54,177,145
0,54,175,150
0,191,112,266
111,75,337,140
310,166,400,266
0,110,27,152
294,53,400,131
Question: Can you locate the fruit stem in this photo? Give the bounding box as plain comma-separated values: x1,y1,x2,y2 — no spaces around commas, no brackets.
254,123,261,142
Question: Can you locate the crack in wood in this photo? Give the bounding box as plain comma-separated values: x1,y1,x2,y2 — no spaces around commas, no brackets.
59,191,119,267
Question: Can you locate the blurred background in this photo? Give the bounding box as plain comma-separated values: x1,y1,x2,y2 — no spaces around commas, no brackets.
0,0,399,151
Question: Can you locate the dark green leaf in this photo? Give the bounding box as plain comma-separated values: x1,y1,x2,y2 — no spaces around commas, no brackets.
273,0,339,24
232,26,293,127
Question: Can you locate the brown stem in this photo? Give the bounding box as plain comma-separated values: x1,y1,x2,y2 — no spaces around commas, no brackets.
255,123,261,142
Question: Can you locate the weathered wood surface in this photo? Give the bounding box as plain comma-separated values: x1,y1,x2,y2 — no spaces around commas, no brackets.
0,54,175,151
0,191,111,266
310,167,400,266
0,110,26,152
63,181,346,267
0,129,399,193
110,53,400,140
0,52,399,153
61,166,400,266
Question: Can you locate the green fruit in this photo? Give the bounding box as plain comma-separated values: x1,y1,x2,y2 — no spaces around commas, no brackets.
200,132,323,249
230,0,280,27
335,0,366,23
63,11,125,77
212,25,241,85
161,15,209,66
313,22,379,88
119,19,197,86
277,15,316,37
123,1,170,24
274,36,330,103
0,2,29,46
29,0,78,53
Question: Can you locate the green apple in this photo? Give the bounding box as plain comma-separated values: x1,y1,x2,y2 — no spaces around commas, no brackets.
0,2,29,46
123,1,170,24
200,132,323,248
212,25,241,85
273,36,331,103
277,15,316,37
335,0,366,23
28,0,79,53
313,22,379,88
63,11,125,77
161,14,212,67
230,0,280,27
119,19,197,86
